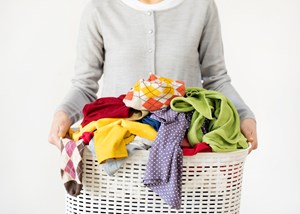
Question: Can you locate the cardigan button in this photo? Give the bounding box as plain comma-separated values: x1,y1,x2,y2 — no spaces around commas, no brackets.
147,11,152,16
148,29,153,34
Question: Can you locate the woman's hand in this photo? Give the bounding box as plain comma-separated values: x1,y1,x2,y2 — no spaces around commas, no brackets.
48,111,72,150
240,118,258,154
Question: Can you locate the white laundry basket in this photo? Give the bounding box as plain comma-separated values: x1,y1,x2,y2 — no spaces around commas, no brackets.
65,147,249,214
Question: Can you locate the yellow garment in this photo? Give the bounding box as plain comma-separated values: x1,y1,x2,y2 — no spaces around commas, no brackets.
71,119,157,164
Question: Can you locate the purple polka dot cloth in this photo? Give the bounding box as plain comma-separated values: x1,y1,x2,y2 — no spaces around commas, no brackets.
143,108,192,209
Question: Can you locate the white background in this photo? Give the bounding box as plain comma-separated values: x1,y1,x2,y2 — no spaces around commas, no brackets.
0,0,299,213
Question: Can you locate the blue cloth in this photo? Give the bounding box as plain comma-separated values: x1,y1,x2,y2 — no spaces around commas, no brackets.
143,108,192,210
141,115,161,131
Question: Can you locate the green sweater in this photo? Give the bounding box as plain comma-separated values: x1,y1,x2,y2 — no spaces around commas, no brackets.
171,87,248,152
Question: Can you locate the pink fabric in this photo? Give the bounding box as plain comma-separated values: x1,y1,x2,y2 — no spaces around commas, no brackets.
65,140,76,156
65,159,76,179
60,138,85,197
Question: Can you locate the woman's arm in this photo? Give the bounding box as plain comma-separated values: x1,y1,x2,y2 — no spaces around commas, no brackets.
49,2,104,148
199,0,258,151
57,2,104,124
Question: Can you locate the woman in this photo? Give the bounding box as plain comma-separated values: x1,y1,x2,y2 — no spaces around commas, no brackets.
48,0,258,152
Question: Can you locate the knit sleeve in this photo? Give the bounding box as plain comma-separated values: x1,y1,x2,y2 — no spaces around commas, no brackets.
199,0,255,121
56,1,104,124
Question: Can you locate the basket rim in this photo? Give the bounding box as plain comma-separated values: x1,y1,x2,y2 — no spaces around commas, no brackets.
131,145,250,158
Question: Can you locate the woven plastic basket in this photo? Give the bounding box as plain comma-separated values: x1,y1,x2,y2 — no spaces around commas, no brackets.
65,147,248,214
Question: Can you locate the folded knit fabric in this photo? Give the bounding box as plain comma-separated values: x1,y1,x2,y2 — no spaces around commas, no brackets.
123,73,185,111
170,87,248,152
81,94,133,127
182,142,212,156
60,138,84,197
143,108,192,210
71,118,157,163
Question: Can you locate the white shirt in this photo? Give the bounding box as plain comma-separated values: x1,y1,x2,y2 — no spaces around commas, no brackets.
120,0,185,11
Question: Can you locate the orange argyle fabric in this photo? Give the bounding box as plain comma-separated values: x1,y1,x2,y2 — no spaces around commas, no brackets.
123,73,185,111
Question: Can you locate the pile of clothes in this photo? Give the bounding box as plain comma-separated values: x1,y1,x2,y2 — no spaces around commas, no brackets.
60,73,248,209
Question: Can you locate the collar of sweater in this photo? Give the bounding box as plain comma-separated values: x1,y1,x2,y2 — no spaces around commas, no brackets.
120,0,185,11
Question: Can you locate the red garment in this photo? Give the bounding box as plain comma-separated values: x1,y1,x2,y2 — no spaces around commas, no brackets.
81,94,133,127
182,142,212,156
79,132,94,145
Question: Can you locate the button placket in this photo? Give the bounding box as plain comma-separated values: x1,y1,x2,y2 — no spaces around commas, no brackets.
144,10,156,74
